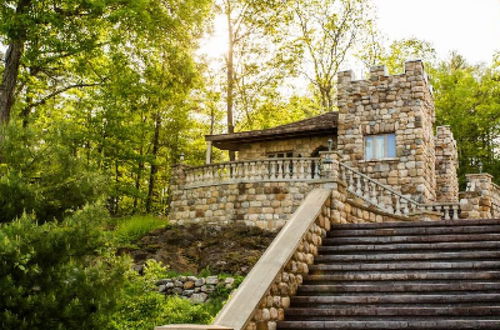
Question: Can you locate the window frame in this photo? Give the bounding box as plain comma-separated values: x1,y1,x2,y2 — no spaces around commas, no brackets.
364,133,396,161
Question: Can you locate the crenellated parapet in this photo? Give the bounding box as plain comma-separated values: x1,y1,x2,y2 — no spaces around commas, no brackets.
336,60,437,203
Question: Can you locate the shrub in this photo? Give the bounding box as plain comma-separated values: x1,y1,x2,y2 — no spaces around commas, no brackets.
0,205,129,330
113,215,168,246
111,260,214,330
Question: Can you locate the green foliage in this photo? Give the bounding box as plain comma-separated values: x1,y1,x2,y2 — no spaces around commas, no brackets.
110,260,239,330
0,205,130,330
113,215,168,247
429,53,500,186
0,124,106,223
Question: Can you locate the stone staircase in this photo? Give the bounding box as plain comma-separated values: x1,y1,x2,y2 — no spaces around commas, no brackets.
277,218,500,329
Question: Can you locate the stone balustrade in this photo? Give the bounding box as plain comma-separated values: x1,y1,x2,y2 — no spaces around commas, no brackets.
183,158,322,188
338,162,421,216
172,157,462,225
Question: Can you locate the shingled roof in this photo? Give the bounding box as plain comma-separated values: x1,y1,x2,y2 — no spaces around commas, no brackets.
206,111,338,150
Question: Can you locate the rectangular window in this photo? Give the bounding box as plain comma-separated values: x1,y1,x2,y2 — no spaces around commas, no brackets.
364,134,396,160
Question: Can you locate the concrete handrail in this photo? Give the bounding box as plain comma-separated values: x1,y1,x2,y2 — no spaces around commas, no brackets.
213,188,330,329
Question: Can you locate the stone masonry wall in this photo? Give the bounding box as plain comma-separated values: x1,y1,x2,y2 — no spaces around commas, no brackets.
460,173,500,219
237,135,334,160
435,125,459,202
170,181,313,231
336,61,437,203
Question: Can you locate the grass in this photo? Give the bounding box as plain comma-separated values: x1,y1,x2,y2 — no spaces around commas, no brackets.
113,215,168,247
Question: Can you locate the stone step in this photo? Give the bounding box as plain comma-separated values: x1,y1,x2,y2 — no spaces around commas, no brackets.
330,218,500,230
284,305,500,317
296,282,500,294
290,293,500,305
314,250,500,263
318,241,500,253
323,233,500,245
304,270,500,282
277,319,500,329
328,225,500,237
309,260,500,272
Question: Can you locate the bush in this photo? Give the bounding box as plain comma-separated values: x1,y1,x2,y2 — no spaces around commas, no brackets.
113,215,168,246
0,205,129,330
111,260,214,330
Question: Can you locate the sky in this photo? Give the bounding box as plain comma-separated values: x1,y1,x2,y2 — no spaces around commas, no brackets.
201,0,500,66
374,0,500,64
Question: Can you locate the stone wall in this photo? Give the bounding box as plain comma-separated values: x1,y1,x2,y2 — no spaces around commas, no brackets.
336,61,437,203
237,135,334,160
169,180,313,230
460,173,500,219
155,275,237,304
435,125,459,202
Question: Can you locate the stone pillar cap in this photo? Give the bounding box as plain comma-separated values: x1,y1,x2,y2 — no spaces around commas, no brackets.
466,173,493,179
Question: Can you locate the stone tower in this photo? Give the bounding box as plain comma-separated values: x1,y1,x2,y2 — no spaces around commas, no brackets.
336,60,437,203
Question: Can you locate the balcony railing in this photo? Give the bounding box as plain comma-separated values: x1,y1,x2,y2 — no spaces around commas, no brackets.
183,157,322,187
181,158,460,220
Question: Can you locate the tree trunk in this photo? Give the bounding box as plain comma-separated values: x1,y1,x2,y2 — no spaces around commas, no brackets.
146,112,161,213
226,6,236,161
0,0,31,126
0,41,24,125
133,146,145,212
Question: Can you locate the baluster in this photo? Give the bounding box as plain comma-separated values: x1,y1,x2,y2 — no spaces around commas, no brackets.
370,182,377,204
443,205,450,220
385,193,394,213
261,160,267,180
401,199,409,215
313,159,320,178
275,160,282,179
283,159,290,179
362,178,369,199
394,197,401,215
452,204,459,220
355,176,362,195
297,159,303,179
214,165,220,182
347,171,354,192
266,160,272,180
264,160,271,180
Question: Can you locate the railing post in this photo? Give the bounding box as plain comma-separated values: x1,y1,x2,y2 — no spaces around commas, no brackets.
319,151,340,180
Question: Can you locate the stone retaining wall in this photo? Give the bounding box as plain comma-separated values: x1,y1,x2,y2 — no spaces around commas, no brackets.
155,275,237,304
169,180,313,230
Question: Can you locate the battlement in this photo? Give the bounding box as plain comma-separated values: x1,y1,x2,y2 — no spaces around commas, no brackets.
337,60,429,88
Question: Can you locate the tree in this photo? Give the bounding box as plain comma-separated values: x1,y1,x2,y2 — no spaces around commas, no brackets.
358,35,436,74
212,0,295,160
430,53,500,186
287,0,374,111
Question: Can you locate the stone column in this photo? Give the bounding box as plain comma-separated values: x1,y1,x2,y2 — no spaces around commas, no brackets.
435,125,459,202
319,151,340,181
459,173,493,219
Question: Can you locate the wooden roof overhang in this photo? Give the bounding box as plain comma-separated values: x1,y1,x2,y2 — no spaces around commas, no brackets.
206,112,338,151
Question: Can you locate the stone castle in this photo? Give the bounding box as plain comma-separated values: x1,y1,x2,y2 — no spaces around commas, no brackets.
159,61,500,330
170,60,499,229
